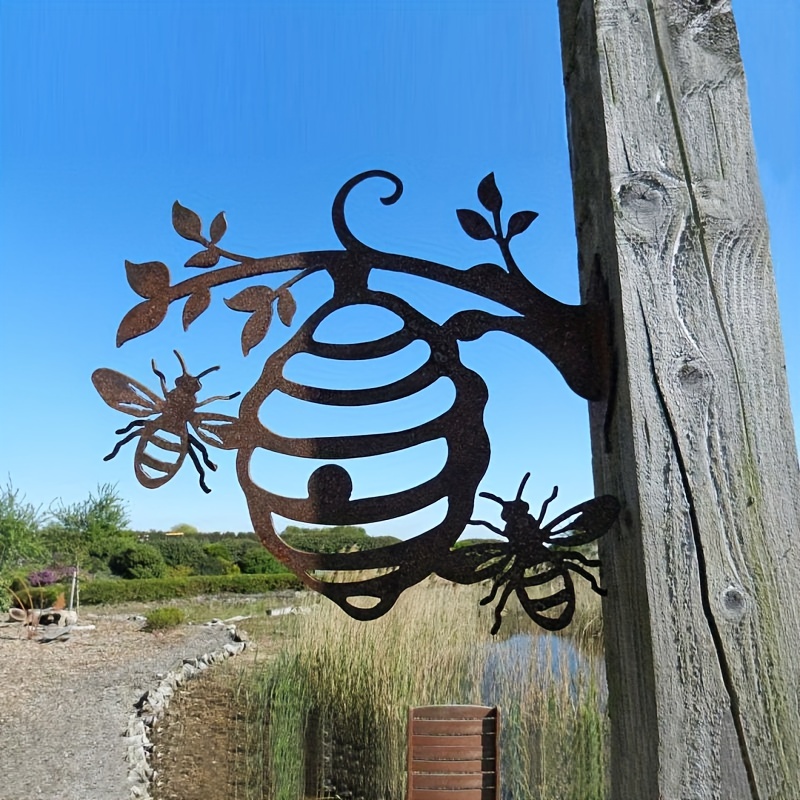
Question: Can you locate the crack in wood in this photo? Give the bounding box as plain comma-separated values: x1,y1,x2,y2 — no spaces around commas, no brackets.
639,298,760,800
644,0,760,491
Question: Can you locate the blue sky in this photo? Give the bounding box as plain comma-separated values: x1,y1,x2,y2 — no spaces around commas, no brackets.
1,0,797,536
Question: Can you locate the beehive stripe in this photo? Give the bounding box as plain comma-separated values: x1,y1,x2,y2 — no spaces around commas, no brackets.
259,472,448,524
306,328,415,359
276,359,440,406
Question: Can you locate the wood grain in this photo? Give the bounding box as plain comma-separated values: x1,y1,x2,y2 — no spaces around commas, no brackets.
558,1,800,798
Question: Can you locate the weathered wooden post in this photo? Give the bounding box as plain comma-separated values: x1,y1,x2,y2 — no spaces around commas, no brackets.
558,1,800,797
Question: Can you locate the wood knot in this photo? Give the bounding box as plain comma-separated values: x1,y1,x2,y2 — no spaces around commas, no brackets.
719,585,748,621
616,174,670,231
676,359,710,394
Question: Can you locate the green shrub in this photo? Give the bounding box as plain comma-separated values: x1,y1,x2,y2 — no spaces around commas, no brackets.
203,541,234,560
145,607,186,630
360,535,402,549
281,525,368,553
199,553,240,576
152,536,207,573
79,572,302,605
237,546,285,575
109,543,167,579
169,523,198,535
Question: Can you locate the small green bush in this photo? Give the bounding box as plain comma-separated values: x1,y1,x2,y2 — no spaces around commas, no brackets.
198,553,240,576
145,607,186,630
237,545,285,575
152,536,207,572
109,543,167,579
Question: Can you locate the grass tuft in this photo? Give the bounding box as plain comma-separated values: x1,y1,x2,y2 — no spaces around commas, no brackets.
144,607,186,631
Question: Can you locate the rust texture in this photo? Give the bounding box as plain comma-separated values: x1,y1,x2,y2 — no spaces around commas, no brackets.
94,171,619,631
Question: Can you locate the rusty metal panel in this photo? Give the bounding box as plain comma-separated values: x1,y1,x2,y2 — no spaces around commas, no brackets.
93,171,619,632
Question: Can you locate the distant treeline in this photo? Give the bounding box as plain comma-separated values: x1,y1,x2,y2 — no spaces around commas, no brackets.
0,482,401,609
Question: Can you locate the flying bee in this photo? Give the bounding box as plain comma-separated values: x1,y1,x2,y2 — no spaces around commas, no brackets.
92,351,240,493
442,473,619,634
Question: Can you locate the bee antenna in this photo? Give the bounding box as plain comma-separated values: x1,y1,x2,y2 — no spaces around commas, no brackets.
478,491,505,507
196,365,221,380
516,472,531,501
173,350,188,375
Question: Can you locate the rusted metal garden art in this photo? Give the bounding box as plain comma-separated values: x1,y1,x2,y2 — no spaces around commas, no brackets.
93,171,619,633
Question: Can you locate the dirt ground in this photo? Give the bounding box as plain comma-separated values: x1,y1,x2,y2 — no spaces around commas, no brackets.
149,665,244,800
149,616,288,800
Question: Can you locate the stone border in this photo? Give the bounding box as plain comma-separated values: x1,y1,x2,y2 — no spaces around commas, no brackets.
123,622,249,800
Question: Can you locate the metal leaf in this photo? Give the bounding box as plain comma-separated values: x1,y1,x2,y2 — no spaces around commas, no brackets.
456,209,495,241
182,289,211,331
209,211,227,244
172,201,206,243
507,210,539,239
277,291,296,326
185,247,220,268
116,298,168,346
477,173,502,214
124,260,170,299
241,306,273,356
224,285,274,313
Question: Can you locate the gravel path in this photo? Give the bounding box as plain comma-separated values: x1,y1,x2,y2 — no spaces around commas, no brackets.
0,614,233,800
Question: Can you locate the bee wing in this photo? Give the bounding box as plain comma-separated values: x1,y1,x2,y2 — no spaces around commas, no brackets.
92,369,162,417
543,494,620,547
191,413,239,449
437,542,509,585
517,569,576,631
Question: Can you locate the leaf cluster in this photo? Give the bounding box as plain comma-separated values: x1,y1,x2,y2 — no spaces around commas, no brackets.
456,173,538,250
0,480,45,575
44,483,132,569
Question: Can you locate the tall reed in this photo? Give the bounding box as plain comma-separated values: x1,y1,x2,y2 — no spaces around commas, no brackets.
234,578,607,799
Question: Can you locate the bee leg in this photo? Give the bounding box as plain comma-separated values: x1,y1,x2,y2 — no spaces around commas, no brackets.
114,419,147,435
196,391,241,407
104,430,142,461
186,444,212,494
568,551,601,569
480,578,501,606
467,518,504,536
564,561,606,595
480,561,511,606
188,433,217,471
490,583,515,635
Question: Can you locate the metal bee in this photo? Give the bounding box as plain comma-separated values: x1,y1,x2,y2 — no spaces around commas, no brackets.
443,474,619,634
91,351,240,493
